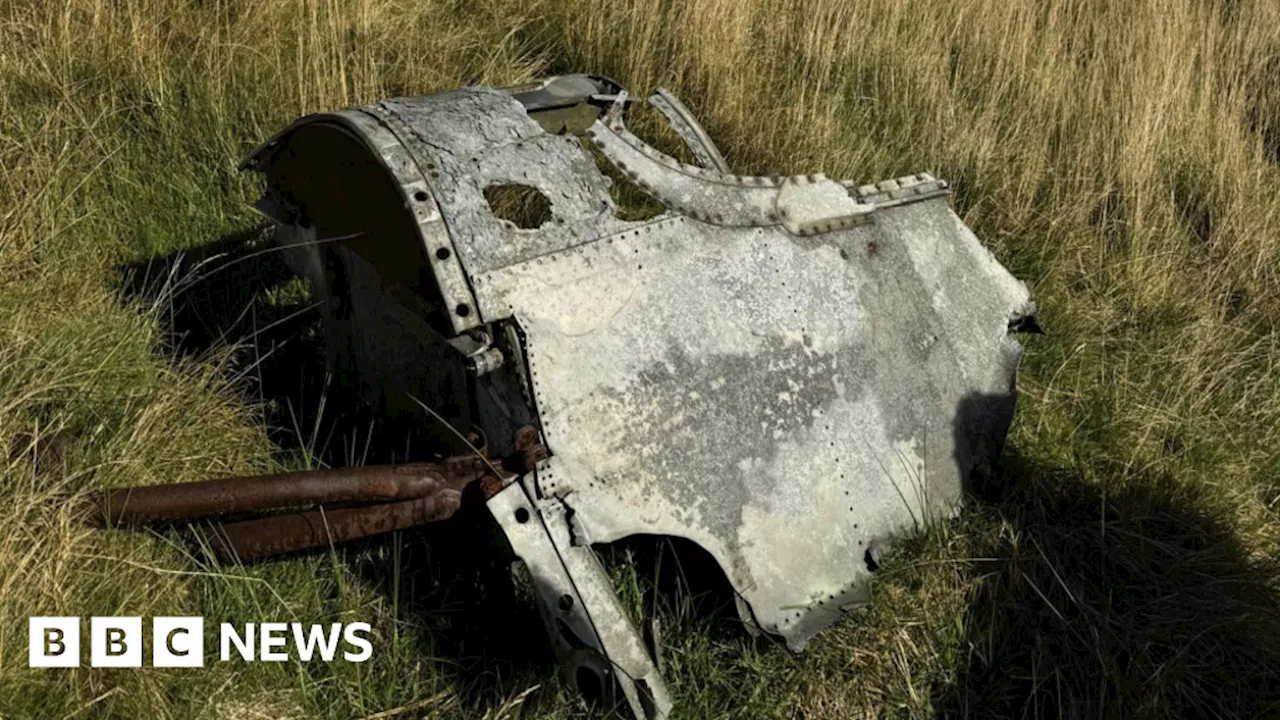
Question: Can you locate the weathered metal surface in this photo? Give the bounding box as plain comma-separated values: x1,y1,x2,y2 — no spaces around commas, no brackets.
93,452,521,562
244,110,481,335
93,465,446,525
92,459,498,526
646,88,730,173
508,74,625,136
467,346,506,376
242,75,1036,720
489,477,671,717
475,196,1030,650
206,491,464,563
586,94,951,236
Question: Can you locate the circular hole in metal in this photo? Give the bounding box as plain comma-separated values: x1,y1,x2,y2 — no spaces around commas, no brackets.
413,190,429,202
558,594,575,612
435,247,451,260
514,507,530,524
455,303,471,317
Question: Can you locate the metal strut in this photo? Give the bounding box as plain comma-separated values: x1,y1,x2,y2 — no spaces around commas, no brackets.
647,89,731,173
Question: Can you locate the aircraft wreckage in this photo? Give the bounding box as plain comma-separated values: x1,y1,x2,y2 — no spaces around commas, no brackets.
93,75,1036,718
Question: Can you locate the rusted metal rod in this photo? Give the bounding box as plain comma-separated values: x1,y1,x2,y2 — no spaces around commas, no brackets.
85,434,540,561
206,490,465,562
91,464,459,526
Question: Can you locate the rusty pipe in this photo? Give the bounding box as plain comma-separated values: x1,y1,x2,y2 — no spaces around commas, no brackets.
205,489,464,562
91,464,460,526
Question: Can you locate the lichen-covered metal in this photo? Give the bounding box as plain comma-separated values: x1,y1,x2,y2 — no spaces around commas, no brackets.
244,74,1036,720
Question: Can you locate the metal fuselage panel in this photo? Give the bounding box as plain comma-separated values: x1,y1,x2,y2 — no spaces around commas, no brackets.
474,200,1029,649
244,78,1034,718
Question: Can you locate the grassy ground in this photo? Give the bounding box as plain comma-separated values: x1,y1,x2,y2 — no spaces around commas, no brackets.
3,0,1280,717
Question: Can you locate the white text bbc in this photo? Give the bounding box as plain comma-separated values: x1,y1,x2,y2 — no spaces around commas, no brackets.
28,617,373,667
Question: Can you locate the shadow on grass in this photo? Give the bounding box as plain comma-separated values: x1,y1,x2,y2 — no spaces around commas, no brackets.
936,396,1280,719
116,227,558,715
117,225,422,466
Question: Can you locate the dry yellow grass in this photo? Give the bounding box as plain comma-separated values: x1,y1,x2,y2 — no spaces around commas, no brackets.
2,0,1279,717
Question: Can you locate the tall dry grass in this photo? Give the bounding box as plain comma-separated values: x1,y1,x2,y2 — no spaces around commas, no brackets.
2,0,1279,717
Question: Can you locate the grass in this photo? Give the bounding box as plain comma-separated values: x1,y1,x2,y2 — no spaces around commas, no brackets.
2,0,1280,717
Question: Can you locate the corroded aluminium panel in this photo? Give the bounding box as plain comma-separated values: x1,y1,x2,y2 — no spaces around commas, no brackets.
369,92,641,278
477,198,1031,650
646,88,731,173
488,478,671,718
584,95,951,237
243,110,482,334
246,76,1035,719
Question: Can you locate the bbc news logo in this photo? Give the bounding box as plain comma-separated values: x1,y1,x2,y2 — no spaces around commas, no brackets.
29,617,372,667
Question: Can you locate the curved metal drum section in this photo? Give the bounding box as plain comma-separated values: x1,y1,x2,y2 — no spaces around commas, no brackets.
243,76,1035,720
242,110,480,444
244,77,677,720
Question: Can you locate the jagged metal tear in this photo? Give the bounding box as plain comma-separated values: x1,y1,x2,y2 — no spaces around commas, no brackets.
244,75,1034,720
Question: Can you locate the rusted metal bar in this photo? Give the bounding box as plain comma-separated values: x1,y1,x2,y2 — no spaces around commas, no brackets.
514,424,549,471
91,461,486,526
87,442,535,560
206,490,465,562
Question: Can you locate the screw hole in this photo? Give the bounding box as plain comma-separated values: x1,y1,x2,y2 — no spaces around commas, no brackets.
515,507,530,524
413,190,429,202
455,303,471,317
558,594,575,612
436,247,451,260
